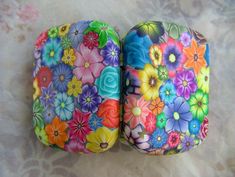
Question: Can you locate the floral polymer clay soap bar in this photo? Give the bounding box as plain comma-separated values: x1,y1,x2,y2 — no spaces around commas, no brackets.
122,21,209,155
33,20,120,153
33,20,210,155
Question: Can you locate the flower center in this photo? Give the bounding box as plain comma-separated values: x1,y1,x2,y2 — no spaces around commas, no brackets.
165,90,170,95
46,94,50,99
74,30,79,35
101,26,108,31
60,102,65,108
205,76,208,81
197,101,202,107
111,50,116,56
77,123,82,130
169,54,176,63
100,142,108,149
173,112,180,120
193,124,196,128
62,26,66,32
182,80,188,87
50,50,55,57
186,141,191,147
149,77,157,87
194,53,198,61
132,107,141,116
42,76,47,82
84,61,90,68
88,36,94,41
86,97,91,103
157,136,162,141
154,51,159,60
59,74,65,81
54,130,59,136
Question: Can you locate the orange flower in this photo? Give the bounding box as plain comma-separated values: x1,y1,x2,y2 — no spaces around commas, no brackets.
45,117,68,148
183,39,206,75
149,97,164,115
97,99,120,128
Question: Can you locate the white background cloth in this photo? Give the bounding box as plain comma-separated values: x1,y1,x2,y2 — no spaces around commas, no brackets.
0,0,234,176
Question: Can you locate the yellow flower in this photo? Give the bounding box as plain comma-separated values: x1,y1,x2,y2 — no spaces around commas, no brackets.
62,48,76,66
149,44,162,67
59,24,70,37
139,64,162,101
86,127,118,153
67,76,82,97
197,67,210,93
33,78,41,100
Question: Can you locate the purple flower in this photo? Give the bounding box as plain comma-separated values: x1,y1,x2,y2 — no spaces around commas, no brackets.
101,40,120,67
164,97,192,133
33,48,41,77
124,124,150,151
180,135,194,152
43,106,55,123
174,70,197,100
79,84,102,113
180,32,191,47
40,83,56,107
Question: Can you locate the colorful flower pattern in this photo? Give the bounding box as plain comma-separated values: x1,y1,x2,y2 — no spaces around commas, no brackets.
123,21,209,155
33,20,209,155
33,20,120,153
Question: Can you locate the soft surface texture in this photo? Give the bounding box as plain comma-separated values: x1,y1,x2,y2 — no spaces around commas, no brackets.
0,0,234,177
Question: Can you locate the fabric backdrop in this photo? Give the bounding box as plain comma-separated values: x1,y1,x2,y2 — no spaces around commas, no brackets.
0,0,234,176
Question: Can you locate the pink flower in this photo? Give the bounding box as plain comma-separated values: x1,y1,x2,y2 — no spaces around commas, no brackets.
167,131,180,148
65,138,90,154
124,96,150,129
200,117,209,139
35,31,48,49
73,44,104,84
144,113,156,133
68,109,91,142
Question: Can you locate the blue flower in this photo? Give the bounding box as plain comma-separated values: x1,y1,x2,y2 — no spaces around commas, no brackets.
88,114,103,131
204,44,210,66
68,21,90,49
95,66,120,100
52,63,72,92
54,93,74,120
43,106,55,123
79,84,102,113
150,129,168,148
100,40,120,67
40,83,56,107
189,119,200,135
123,31,152,69
159,80,176,104
42,38,63,67
164,97,192,133
180,135,194,152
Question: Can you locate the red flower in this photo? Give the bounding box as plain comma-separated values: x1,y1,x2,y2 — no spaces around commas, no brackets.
35,31,48,49
200,117,208,139
167,131,180,148
144,113,156,133
68,109,91,142
97,99,120,128
83,32,99,50
37,66,52,88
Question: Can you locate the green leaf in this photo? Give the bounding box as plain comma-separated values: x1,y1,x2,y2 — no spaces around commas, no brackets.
108,30,120,46
98,31,108,48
